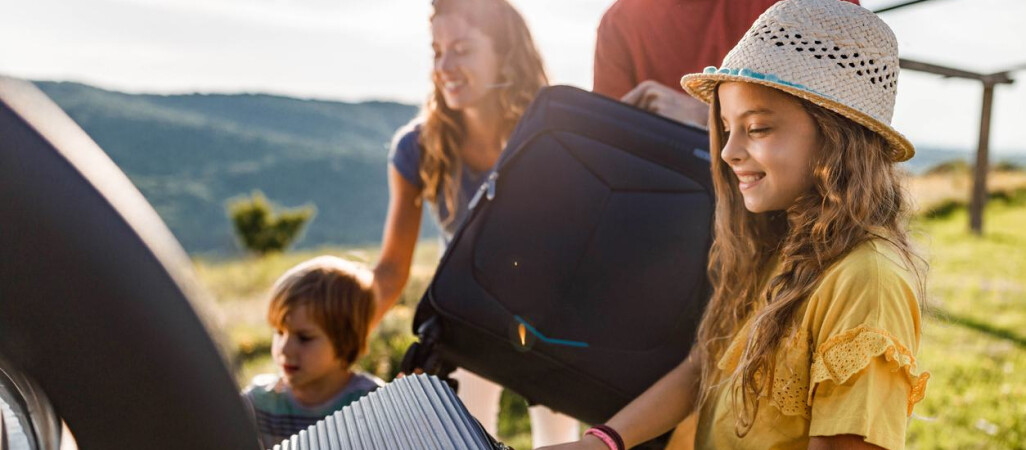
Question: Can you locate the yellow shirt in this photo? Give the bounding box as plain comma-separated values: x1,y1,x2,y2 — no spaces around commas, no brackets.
695,239,930,450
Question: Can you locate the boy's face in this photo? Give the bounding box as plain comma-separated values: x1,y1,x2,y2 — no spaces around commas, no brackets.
271,304,346,390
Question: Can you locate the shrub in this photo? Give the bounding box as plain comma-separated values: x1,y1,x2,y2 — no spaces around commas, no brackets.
990,187,1026,205
227,191,315,255
924,159,971,176
922,198,965,220
992,161,1023,173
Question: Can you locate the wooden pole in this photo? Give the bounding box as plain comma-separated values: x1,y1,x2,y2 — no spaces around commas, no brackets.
969,83,995,235
897,59,1014,235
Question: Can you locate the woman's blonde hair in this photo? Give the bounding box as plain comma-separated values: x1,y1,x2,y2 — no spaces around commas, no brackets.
418,0,548,219
267,256,376,366
695,89,926,436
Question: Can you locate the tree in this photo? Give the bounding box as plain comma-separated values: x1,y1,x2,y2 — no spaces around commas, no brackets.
227,191,315,255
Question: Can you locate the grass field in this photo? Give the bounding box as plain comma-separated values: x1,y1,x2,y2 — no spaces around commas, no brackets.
194,173,1026,449
906,193,1026,449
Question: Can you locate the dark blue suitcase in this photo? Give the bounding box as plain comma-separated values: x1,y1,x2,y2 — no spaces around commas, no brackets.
405,85,714,429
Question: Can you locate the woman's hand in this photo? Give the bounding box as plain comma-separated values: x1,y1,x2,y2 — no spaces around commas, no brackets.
621,80,709,129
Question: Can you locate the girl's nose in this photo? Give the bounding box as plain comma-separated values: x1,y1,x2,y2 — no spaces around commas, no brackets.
720,132,747,164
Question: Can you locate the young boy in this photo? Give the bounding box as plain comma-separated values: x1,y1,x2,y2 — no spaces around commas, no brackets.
242,256,383,448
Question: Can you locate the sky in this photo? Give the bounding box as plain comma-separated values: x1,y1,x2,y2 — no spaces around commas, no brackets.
1,0,1024,154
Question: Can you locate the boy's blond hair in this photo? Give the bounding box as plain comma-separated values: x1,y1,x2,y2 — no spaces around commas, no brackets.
267,256,376,366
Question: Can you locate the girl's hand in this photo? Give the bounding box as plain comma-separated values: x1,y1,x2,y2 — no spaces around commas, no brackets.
535,434,608,450
621,80,709,129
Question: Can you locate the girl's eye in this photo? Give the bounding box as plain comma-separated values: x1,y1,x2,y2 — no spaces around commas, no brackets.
749,127,770,135
298,335,313,343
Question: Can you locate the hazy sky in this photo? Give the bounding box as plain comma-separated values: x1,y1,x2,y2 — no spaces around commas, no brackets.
1,0,1023,153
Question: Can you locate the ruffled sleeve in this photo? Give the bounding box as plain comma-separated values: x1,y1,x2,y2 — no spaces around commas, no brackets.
810,325,929,414
801,241,929,450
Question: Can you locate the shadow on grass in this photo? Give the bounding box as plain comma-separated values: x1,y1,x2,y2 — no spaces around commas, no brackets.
929,308,1026,349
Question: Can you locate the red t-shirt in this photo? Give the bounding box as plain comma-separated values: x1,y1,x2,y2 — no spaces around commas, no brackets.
593,0,860,99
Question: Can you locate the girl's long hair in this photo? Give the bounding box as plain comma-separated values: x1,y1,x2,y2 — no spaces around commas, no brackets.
418,0,548,219
695,91,926,435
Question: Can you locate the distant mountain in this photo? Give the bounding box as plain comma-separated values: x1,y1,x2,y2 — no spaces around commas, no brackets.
35,81,429,256
32,81,1025,255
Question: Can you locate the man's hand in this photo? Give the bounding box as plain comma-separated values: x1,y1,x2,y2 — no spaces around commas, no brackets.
621,80,709,129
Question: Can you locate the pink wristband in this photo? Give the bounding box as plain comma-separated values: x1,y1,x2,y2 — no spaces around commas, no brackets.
584,427,618,450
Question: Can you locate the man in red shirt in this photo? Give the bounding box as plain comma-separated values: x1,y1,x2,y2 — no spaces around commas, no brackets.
595,0,859,127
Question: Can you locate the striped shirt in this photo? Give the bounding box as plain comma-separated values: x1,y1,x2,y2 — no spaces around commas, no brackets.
242,372,383,448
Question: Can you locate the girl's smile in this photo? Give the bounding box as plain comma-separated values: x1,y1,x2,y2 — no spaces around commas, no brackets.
734,170,766,191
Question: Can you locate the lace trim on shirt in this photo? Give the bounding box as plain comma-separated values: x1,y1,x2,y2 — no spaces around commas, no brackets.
717,323,929,418
809,324,930,416
716,320,816,418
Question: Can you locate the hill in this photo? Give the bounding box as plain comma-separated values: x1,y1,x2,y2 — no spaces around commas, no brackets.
33,81,1026,255
35,81,429,255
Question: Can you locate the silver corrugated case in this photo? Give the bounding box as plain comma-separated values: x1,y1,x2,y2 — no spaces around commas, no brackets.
268,374,494,450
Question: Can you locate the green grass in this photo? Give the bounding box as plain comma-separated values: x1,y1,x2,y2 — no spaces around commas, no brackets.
910,322,1026,448
907,199,1026,449
194,197,1026,449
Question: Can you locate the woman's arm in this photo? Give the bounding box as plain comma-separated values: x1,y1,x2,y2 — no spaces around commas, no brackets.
370,166,423,330
540,351,703,449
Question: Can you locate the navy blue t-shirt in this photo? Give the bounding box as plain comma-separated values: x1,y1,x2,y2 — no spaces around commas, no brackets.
388,123,487,246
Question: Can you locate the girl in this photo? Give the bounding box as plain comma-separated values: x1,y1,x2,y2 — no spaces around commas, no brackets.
371,0,579,446
544,0,929,449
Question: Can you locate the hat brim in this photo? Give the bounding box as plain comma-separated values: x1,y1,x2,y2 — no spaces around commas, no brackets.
681,73,915,162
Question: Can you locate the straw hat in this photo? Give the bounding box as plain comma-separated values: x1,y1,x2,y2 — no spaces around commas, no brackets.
681,0,914,161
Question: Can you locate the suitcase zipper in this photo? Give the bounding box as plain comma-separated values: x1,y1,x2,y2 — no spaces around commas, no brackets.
468,171,499,210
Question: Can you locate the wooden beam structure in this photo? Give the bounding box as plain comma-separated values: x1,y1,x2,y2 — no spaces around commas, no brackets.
899,59,1013,85
898,58,1016,235
971,84,995,234
872,0,943,14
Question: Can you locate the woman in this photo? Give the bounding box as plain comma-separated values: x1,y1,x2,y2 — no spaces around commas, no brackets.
371,0,579,446
544,1,929,449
